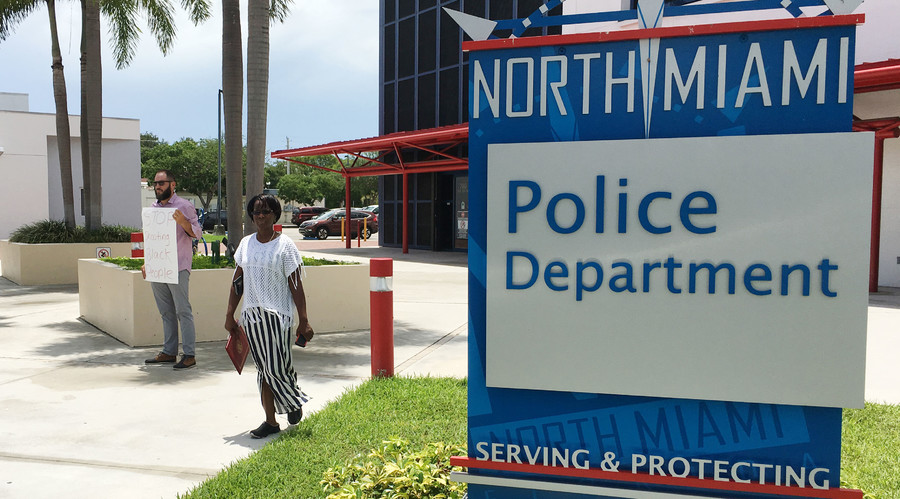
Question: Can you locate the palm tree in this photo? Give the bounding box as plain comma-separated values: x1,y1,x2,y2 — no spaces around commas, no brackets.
2,0,210,230
80,0,102,230
1,0,76,228
222,0,243,242
244,0,291,232
79,0,211,230
47,0,76,228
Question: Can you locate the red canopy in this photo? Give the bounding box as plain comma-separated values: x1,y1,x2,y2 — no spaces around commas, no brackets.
270,123,469,178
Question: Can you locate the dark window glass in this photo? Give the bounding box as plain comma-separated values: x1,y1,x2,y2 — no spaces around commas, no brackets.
383,201,396,245
398,18,416,78
383,82,395,134
383,24,395,82
418,9,436,73
416,202,433,246
518,0,541,18
439,7,461,68
384,0,395,23
399,0,415,18
398,78,415,132
417,171,433,197
491,0,513,20
439,68,459,126
461,62,469,123
418,73,436,129
463,0,485,17
384,173,396,198
421,0,436,8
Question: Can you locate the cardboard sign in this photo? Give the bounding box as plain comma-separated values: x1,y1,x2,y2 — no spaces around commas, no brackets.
142,207,179,284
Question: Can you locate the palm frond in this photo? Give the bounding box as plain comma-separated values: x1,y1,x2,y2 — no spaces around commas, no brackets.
139,0,176,55
102,0,141,69
180,0,210,25
0,0,41,41
269,0,291,23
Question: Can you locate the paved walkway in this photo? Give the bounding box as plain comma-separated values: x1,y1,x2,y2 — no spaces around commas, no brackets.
0,246,467,498
0,245,897,498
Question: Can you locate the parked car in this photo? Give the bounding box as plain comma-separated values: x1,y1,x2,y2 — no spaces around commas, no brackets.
203,209,227,231
298,209,377,240
362,205,379,224
291,206,328,225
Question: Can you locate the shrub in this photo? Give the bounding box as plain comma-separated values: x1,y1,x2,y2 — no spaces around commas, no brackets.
99,255,356,270
10,220,138,243
321,438,467,499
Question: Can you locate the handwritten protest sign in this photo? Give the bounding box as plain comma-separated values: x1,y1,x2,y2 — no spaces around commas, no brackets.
142,207,179,284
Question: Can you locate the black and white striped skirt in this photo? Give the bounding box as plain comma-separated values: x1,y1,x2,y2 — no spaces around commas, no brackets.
242,308,310,413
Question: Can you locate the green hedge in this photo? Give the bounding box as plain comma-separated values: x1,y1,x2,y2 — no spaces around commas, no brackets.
10,220,138,243
100,255,355,270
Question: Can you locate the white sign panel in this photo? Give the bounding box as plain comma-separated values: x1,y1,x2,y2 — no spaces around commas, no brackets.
486,132,873,408
142,207,179,284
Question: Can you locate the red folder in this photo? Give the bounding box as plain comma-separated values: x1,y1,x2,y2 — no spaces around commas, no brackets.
225,326,251,374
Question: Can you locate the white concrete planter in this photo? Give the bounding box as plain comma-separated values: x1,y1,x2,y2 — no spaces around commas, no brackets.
0,240,132,285
78,258,370,347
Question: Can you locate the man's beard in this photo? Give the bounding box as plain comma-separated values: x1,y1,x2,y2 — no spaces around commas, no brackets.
155,186,172,201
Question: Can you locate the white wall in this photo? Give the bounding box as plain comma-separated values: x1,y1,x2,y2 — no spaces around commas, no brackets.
0,109,140,239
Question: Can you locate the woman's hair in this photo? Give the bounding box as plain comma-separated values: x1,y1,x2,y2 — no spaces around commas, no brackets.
246,193,282,220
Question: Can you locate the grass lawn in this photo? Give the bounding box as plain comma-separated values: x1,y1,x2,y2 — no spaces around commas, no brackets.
183,378,898,498
183,377,467,498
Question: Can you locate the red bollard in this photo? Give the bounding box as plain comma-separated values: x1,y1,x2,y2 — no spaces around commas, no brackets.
131,232,144,258
370,258,394,378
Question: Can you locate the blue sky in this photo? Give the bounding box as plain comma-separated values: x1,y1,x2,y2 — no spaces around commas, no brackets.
0,0,380,154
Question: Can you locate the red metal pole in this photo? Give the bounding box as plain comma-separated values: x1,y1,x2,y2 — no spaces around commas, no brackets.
345,176,352,249
130,232,143,258
370,258,394,378
869,136,885,292
402,172,409,253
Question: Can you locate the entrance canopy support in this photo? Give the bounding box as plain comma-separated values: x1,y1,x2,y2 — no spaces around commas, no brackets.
853,117,900,292
271,124,469,252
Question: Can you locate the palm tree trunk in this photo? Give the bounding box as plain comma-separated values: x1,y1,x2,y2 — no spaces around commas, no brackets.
245,0,268,230
222,0,244,242
80,0,102,230
79,0,90,227
47,0,76,229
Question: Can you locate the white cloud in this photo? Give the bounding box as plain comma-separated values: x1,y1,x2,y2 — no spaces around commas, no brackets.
0,0,379,151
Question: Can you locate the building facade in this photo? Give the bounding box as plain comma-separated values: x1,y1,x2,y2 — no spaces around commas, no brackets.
0,92,141,239
379,0,560,251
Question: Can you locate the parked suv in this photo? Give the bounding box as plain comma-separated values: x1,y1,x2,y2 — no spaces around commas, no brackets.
299,209,377,240
291,206,328,225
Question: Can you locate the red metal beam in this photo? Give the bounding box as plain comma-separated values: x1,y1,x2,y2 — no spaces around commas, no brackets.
855,60,900,94
463,14,864,52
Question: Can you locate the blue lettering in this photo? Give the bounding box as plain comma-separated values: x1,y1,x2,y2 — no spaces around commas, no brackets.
576,260,603,301
744,263,773,295
509,180,541,233
638,191,673,234
507,251,539,289
680,191,717,234
547,193,585,234
544,261,569,291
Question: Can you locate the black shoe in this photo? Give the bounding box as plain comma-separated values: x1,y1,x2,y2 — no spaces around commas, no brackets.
250,421,280,439
288,407,303,425
173,355,196,369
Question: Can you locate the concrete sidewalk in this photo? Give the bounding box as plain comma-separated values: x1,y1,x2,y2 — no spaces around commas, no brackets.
0,247,468,499
1,246,898,498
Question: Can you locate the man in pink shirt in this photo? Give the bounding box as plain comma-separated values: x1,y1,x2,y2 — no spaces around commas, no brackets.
143,170,203,369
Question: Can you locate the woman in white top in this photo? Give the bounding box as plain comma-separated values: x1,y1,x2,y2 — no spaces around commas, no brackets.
225,194,310,439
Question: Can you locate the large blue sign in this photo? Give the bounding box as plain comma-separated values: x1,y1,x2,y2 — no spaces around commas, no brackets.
462,15,869,499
